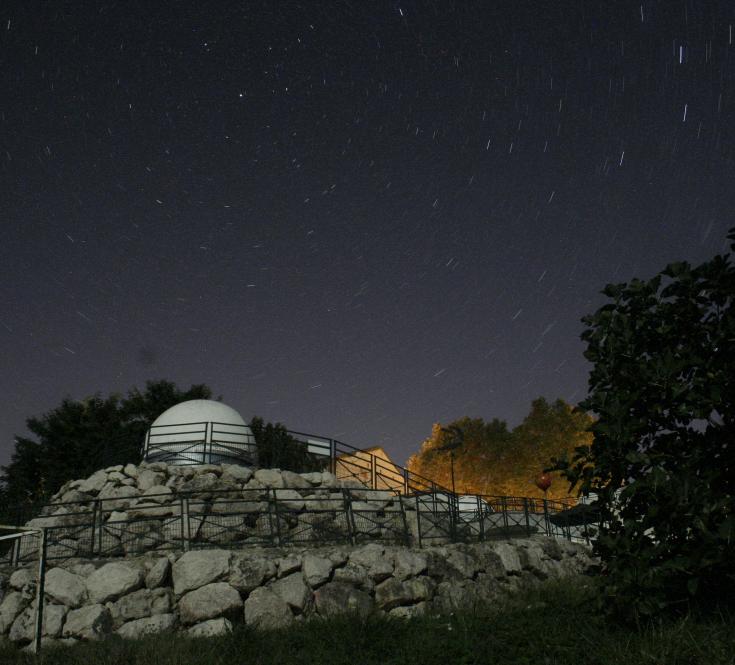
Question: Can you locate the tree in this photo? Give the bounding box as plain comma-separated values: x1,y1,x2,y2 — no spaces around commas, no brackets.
248,417,322,473
0,380,212,516
406,402,588,499
553,228,735,621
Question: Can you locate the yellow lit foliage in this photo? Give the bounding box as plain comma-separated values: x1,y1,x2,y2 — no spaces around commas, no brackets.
406,398,594,500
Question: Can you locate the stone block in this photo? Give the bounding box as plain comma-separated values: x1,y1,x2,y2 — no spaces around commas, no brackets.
172,549,231,595
45,568,87,608
86,562,144,603
243,587,293,629
62,604,112,640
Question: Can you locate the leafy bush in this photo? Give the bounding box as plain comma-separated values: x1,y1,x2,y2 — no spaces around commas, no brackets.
554,229,735,621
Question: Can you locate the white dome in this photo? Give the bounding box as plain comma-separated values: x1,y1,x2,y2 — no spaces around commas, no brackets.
144,399,255,466
151,399,247,428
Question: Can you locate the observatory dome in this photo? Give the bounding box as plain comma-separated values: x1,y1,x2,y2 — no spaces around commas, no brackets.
143,399,256,466
152,400,247,429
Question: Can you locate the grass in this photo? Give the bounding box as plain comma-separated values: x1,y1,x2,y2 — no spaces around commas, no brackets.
2,577,733,665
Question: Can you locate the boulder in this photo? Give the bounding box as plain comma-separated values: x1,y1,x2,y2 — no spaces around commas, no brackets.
332,563,373,591
62,604,112,640
44,568,87,608
375,577,435,611
445,547,481,579
492,543,523,575
389,602,428,619
77,470,109,494
172,550,231,595
179,582,242,625
141,485,173,503
187,617,233,638
0,591,29,633
220,464,253,484
110,588,172,623
276,555,301,577
314,582,373,617
243,587,293,629
60,489,93,504
97,485,139,511
302,554,333,588
299,472,324,486
270,573,310,613
10,603,68,642
86,562,144,603
349,544,394,582
145,557,171,589
392,549,428,581
137,469,166,492
116,613,177,639
179,473,221,494
280,470,311,489
229,555,276,594
9,569,35,591
123,463,139,479
273,488,305,511
254,469,284,489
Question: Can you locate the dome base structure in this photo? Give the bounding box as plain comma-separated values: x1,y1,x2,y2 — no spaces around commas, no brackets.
142,399,257,467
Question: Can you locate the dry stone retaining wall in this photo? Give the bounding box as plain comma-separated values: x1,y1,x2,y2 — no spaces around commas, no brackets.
0,537,595,648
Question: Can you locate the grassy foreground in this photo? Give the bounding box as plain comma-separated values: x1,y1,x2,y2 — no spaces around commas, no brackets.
2,578,733,665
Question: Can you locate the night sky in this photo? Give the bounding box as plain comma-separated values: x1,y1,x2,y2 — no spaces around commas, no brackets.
3,2,735,468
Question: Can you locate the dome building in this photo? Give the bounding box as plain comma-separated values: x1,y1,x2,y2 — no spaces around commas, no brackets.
142,399,256,466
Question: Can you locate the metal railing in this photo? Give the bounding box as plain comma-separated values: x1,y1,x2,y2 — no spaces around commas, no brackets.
2,488,597,568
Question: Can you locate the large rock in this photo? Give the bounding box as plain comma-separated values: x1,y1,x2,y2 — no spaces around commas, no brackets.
86,562,144,603
243,587,293,629
116,613,177,639
0,591,29,633
97,485,139,511
145,557,171,589
392,549,428,581
62,604,112,640
270,573,310,613
187,617,233,638
45,568,87,608
280,470,311,489
179,473,221,494
179,582,242,625
273,488,305,511
9,569,35,590
229,555,276,594
302,554,333,588
172,550,231,595
220,464,253,485
136,469,166,492
492,543,523,574
254,469,284,488
77,470,109,494
314,582,373,617
142,485,173,503
110,588,172,623
349,544,393,582
375,577,435,611
9,603,67,642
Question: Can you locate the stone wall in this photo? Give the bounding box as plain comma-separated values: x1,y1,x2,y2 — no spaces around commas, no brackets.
0,536,595,648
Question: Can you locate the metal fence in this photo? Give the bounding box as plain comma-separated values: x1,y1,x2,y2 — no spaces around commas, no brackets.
1,488,597,568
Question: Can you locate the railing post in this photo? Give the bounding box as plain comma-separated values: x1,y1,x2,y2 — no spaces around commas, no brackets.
11,536,20,567
403,469,409,495
95,500,104,555
270,489,282,546
89,500,98,556
543,498,550,536
342,489,356,546
415,496,423,548
477,495,485,542
523,497,531,537
370,454,376,490
501,496,509,534
32,527,48,655
181,497,191,552
330,439,336,475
